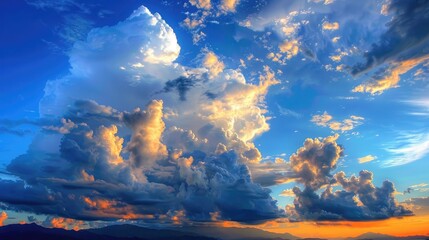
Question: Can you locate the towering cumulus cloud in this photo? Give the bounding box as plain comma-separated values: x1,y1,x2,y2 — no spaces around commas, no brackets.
286,135,412,221
0,5,283,224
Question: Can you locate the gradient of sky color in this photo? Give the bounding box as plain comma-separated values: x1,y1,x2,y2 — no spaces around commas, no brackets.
0,0,429,238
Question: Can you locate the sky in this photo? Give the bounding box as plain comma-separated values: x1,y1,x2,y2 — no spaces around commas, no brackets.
0,0,429,238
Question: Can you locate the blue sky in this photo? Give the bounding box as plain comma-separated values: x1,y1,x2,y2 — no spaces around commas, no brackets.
1,0,429,236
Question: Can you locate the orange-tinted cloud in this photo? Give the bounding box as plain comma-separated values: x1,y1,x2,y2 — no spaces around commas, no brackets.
0,211,7,226
353,54,429,95
51,217,84,230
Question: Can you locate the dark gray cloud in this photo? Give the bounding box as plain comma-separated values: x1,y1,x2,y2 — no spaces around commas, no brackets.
0,99,283,224
286,135,412,221
352,0,429,75
162,77,196,101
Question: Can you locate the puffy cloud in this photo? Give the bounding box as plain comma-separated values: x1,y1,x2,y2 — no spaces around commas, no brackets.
0,211,7,226
311,111,333,127
189,0,211,10
42,118,77,134
279,40,300,59
39,5,183,117
201,66,279,144
203,51,225,78
329,50,348,62
332,36,340,43
286,135,412,221
311,112,364,132
96,125,124,166
289,134,343,190
183,17,205,29
0,5,283,225
322,21,339,30
220,0,240,12
358,155,377,164
123,100,168,169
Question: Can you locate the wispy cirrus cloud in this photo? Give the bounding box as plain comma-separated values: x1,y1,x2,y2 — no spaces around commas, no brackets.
277,104,301,118
383,132,429,167
402,98,429,116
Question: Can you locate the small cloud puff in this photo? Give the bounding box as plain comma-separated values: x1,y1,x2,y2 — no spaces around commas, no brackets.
358,155,377,164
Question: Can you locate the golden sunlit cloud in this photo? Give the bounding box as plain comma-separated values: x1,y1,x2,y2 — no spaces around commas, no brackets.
322,21,339,30
358,155,377,163
203,51,225,78
353,54,429,95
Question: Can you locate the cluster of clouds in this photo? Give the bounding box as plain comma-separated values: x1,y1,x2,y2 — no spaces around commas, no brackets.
0,5,283,225
0,3,414,226
311,111,364,132
236,0,429,96
286,135,412,221
352,0,429,95
182,0,240,44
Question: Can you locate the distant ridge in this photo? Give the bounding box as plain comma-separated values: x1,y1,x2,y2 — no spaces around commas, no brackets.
350,232,429,240
178,225,299,240
0,223,215,240
0,223,428,240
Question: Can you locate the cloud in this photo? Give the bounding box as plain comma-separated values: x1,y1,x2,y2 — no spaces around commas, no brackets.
279,189,295,197
189,0,211,10
0,211,7,226
322,21,339,30
279,40,300,59
404,197,429,215
277,105,301,118
311,112,364,132
51,217,84,230
351,0,429,94
0,5,283,225
402,98,429,116
353,54,429,95
203,51,225,78
311,111,333,127
352,0,429,75
26,0,88,12
248,161,293,187
403,183,429,195
358,155,377,164
123,100,168,170
162,77,196,101
285,135,412,221
289,134,343,190
42,118,77,134
383,132,429,167
220,0,240,12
